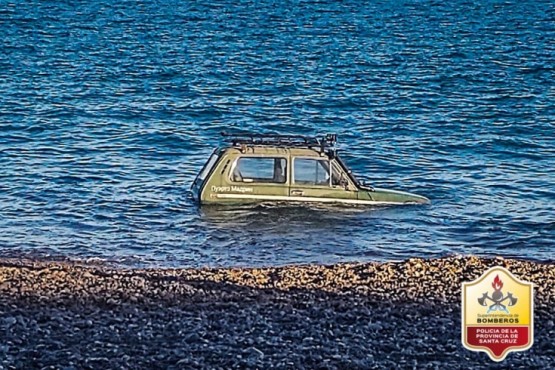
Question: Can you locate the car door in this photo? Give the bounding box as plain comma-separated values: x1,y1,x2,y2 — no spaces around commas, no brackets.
221,154,289,203
289,157,358,204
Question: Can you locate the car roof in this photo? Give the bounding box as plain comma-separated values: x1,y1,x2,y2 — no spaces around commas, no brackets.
220,146,328,158
219,133,337,158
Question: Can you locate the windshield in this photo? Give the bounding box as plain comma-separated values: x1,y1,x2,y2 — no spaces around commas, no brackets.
335,156,361,187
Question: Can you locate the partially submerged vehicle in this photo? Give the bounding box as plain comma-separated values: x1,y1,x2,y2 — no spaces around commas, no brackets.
191,133,429,206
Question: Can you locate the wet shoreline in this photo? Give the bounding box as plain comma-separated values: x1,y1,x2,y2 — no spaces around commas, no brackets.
1,256,553,369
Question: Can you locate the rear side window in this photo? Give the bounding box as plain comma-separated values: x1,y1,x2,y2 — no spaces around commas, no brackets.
293,158,331,186
231,157,287,183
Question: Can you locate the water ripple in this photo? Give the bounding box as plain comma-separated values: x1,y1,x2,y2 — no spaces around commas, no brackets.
0,0,553,267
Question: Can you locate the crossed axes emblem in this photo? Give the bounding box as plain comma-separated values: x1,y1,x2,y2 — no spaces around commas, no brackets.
477,274,517,313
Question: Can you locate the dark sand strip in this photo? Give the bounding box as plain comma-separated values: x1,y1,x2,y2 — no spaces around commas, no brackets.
0,256,553,369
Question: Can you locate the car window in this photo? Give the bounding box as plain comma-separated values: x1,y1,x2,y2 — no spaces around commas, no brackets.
293,158,331,186
196,152,219,182
331,161,345,186
232,157,287,183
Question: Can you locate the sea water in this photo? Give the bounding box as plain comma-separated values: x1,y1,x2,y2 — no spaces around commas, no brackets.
1,0,553,267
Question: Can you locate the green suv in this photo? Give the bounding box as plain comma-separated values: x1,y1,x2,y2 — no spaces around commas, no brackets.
191,133,429,206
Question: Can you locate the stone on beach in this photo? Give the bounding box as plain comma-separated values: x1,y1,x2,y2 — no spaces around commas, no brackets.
0,256,553,369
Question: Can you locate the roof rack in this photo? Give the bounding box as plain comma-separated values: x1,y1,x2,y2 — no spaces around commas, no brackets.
221,132,337,150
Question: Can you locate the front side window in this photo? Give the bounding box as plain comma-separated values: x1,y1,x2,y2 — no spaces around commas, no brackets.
231,157,287,183
293,158,331,186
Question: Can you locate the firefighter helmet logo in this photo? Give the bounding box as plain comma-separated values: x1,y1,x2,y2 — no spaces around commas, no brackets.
462,266,534,361
477,275,518,313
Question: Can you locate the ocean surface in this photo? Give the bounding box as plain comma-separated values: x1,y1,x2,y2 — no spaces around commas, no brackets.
1,0,554,267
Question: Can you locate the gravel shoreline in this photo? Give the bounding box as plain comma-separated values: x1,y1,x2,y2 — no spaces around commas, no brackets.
1,256,553,369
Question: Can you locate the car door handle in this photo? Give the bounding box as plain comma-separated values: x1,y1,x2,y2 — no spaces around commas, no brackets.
291,189,304,196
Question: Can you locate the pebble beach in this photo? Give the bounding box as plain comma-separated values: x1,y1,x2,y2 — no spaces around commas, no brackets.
0,256,553,369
